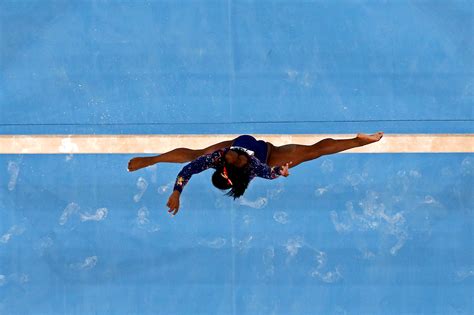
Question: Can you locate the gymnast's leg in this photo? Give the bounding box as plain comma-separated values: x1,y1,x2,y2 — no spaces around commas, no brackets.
266,132,383,168
127,139,235,172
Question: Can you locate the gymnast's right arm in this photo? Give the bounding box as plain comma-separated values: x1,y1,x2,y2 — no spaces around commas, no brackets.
167,150,225,216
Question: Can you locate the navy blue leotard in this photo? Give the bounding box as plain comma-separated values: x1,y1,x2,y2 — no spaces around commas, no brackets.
231,135,269,163
173,136,281,193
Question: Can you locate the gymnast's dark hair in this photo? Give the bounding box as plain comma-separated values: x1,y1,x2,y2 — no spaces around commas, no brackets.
211,149,252,199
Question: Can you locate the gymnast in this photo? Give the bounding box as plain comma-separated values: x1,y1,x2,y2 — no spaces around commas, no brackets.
128,133,383,215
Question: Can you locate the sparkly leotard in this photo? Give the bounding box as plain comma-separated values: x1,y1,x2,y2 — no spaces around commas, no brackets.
173,136,281,193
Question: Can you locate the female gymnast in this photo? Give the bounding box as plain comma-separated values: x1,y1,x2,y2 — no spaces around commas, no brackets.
128,132,383,215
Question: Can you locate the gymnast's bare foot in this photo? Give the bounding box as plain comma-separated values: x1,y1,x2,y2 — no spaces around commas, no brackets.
356,132,384,145
128,157,155,172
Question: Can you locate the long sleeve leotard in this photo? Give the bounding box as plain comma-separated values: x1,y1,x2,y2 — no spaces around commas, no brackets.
173,148,283,193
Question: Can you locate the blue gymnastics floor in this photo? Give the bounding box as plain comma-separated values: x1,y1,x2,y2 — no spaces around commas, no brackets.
0,0,473,135
1,1,473,315
1,153,473,314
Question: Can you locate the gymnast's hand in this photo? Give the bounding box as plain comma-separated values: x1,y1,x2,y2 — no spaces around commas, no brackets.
280,162,292,177
167,190,181,216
